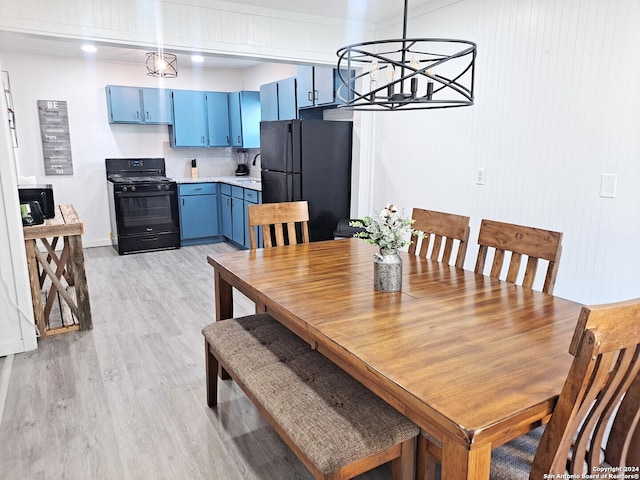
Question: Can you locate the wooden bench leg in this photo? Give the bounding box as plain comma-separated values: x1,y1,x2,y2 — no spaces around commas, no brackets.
416,433,438,480
205,339,218,407
391,438,416,480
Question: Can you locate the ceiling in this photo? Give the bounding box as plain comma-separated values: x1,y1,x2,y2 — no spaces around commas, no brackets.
0,0,434,70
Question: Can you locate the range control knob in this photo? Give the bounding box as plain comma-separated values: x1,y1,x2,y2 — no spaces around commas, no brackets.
165,184,170,190
157,184,163,190
131,186,136,192
122,186,128,192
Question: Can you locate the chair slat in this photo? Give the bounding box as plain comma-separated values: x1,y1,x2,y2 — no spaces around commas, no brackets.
430,235,443,262
274,224,285,246
506,252,522,284
490,249,505,278
286,222,298,245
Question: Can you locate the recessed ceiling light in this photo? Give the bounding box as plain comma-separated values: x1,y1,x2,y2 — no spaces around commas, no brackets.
81,45,97,53
191,55,204,63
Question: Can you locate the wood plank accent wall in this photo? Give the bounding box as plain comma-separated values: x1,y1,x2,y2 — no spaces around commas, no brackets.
0,0,372,65
368,0,640,304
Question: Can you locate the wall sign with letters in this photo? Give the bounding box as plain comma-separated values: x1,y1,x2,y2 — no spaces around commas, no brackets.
37,100,73,175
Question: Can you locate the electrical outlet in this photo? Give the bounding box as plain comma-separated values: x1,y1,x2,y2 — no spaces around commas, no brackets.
476,167,486,185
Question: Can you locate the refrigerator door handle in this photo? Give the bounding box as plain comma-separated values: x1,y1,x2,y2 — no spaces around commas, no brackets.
284,122,293,173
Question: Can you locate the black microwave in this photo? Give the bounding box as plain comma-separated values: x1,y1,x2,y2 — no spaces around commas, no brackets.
18,184,55,219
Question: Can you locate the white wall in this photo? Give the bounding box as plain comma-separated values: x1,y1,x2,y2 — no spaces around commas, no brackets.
1,50,296,248
0,64,37,355
363,0,640,304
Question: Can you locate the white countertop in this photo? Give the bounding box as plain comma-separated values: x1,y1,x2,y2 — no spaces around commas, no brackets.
174,176,262,191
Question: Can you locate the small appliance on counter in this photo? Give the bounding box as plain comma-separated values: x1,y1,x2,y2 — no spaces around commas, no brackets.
235,149,249,176
18,184,55,219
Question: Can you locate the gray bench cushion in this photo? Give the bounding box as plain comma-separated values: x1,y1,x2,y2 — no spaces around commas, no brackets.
203,314,419,475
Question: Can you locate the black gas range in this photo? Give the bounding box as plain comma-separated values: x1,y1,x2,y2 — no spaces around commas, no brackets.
106,158,180,255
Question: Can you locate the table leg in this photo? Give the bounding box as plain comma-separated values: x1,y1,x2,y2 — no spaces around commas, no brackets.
25,239,45,337
214,269,233,321
66,234,92,330
441,435,491,480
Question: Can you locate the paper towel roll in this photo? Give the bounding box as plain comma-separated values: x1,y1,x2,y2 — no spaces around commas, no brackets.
18,176,37,185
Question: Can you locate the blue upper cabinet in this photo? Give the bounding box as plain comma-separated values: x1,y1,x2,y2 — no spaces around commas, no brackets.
170,90,208,147
106,85,172,124
277,77,298,120
206,92,231,147
141,88,172,124
295,67,354,111
296,66,334,108
260,77,297,121
260,82,279,121
171,90,232,148
228,91,261,148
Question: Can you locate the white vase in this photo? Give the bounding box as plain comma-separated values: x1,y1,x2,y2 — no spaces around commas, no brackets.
373,248,402,292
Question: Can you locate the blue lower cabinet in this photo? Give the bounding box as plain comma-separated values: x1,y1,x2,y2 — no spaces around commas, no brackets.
220,183,261,249
178,183,222,246
231,186,245,245
243,188,262,248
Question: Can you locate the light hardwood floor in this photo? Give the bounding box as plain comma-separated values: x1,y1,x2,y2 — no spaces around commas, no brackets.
0,244,391,480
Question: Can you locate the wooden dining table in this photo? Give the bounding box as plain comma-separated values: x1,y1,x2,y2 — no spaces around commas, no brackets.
207,238,584,479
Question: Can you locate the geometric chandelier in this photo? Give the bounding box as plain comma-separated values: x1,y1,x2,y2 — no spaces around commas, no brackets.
146,51,178,78
336,0,476,111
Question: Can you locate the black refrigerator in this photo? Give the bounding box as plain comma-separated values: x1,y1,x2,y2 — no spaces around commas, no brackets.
260,119,353,242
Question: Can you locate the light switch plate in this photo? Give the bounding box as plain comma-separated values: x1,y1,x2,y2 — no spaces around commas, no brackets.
476,167,486,185
600,173,617,198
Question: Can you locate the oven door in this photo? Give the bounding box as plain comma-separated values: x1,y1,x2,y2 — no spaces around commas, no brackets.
113,187,179,236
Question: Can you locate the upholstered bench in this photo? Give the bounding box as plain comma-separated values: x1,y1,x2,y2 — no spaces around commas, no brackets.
203,313,419,480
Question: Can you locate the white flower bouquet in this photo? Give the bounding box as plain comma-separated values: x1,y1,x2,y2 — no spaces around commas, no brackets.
350,204,416,251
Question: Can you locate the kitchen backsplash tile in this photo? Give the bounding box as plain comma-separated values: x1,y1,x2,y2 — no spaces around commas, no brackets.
162,143,260,179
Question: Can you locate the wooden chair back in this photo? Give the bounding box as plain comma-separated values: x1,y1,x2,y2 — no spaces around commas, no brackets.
530,298,640,477
407,208,470,268
247,201,310,249
474,219,563,293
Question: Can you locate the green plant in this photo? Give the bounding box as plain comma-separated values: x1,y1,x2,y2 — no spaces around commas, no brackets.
350,204,417,250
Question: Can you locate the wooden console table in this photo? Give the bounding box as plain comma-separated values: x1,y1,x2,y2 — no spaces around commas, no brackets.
23,204,92,337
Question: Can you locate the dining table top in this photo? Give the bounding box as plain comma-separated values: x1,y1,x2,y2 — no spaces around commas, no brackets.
207,238,585,479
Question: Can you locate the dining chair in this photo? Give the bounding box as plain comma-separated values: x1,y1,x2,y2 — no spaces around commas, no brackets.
247,200,310,249
417,297,640,479
407,208,470,268
474,219,563,294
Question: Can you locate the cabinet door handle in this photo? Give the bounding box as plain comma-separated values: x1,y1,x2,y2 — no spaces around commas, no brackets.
314,90,319,101
136,111,140,119
237,136,241,143
308,91,313,102
182,198,185,206
146,111,150,120
194,187,202,192
201,136,205,144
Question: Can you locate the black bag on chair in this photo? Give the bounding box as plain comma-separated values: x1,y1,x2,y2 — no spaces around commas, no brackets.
20,201,44,226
